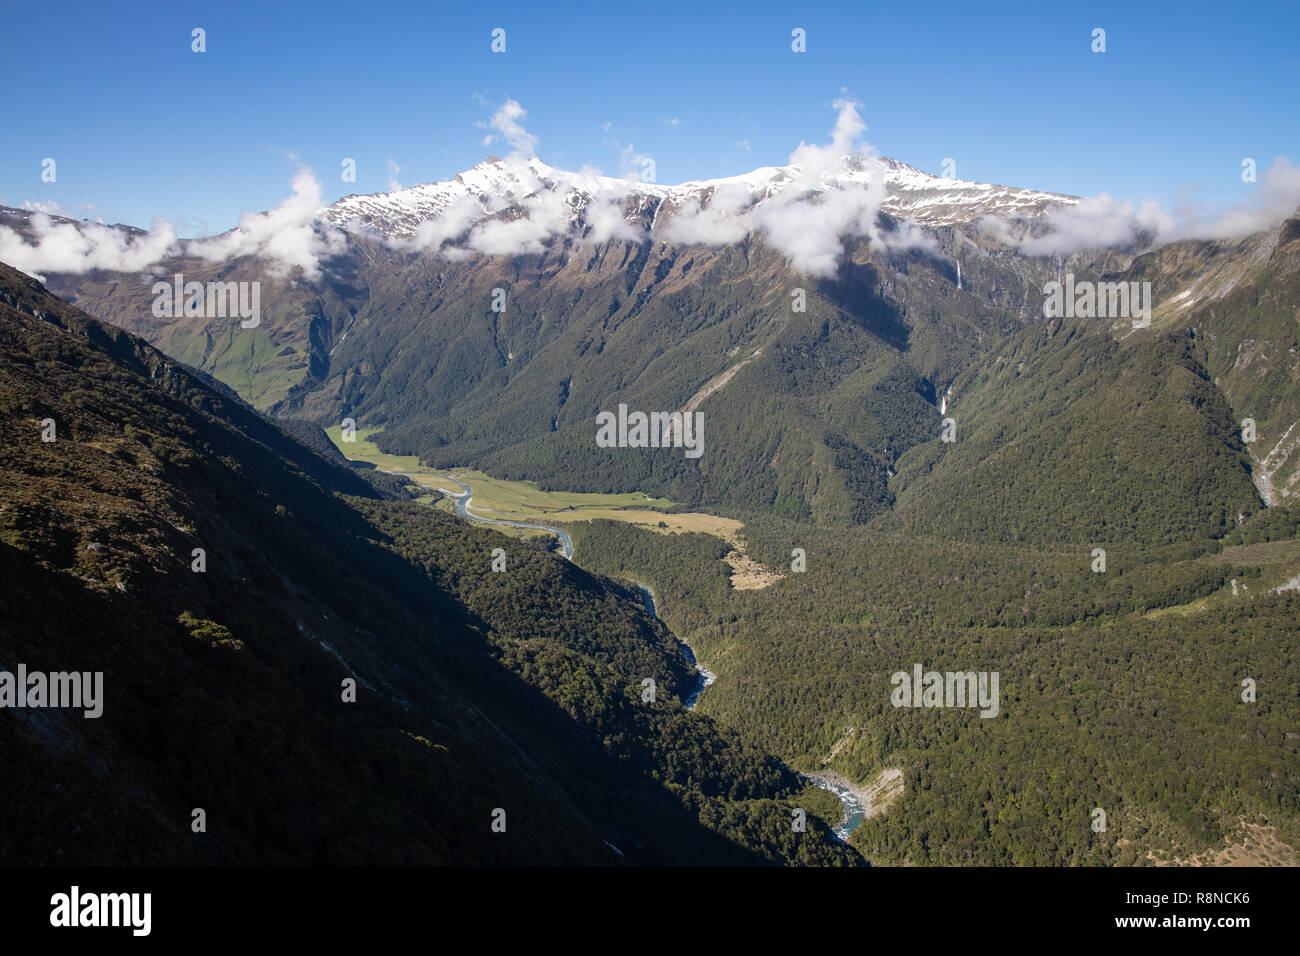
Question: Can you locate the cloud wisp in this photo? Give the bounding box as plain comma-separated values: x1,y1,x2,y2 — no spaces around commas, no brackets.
661,97,931,276
478,99,538,158
0,214,182,280
1007,157,1300,256
0,166,344,282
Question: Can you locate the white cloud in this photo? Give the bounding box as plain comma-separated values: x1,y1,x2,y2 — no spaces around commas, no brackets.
660,97,928,276
569,166,641,244
21,199,65,215
399,195,484,254
478,99,538,158
662,183,751,246
1180,157,1300,240
0,214,181,281
581,193,642,243
462,158,650,253
1020,156,1300,255
393,150,646,258
188,166,345,279
787,96,868,183
752,189,881,275
0,167,345,281
618,144,654,183
468,184,570,256
1018,194,1175,256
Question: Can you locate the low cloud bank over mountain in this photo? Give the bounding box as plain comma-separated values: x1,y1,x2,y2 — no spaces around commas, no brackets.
3,97,1297,281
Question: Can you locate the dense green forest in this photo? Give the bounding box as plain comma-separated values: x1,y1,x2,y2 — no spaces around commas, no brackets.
564,515,1300,865
0,263,856,866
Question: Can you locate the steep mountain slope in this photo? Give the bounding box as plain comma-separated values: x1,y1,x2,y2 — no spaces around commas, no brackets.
888,322,1261,547
20,154,1091,525
1175,221,1300,504
0,262,858,865
881,214,1299,549
306,228,1061,525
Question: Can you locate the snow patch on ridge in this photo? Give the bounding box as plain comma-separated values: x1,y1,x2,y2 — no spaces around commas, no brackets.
323,154,1078,241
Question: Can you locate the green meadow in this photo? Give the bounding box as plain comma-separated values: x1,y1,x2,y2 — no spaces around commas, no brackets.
325,427,744,543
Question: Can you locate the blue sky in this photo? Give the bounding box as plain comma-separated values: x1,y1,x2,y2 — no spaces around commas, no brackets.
2,0,1297,235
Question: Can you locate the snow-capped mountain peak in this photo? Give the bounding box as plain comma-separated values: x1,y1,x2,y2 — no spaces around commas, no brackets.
322,154,1078,241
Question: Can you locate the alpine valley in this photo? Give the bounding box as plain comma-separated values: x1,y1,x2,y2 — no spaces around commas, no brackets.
3,147,1298,866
